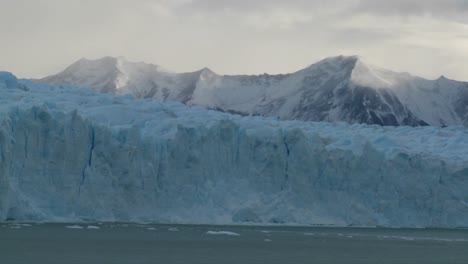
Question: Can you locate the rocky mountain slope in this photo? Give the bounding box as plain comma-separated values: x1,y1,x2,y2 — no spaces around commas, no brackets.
39,56,468,126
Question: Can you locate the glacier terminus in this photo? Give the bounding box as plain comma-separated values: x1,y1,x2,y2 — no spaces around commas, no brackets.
1,71,468,228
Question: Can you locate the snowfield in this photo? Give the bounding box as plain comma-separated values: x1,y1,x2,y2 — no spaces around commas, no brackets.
1,71,468,228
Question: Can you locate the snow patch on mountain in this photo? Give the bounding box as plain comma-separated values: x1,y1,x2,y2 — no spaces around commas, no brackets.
351,57,398,89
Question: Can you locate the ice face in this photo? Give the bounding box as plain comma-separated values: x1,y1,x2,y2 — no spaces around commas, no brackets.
1,72,468,227
0,72,19,89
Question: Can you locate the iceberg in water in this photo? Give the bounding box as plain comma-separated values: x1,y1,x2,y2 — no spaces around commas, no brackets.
0,71,467,228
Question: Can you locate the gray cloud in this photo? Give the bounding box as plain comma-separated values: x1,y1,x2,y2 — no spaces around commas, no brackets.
355,0,468,21
176,0,468,22
0,0,467,81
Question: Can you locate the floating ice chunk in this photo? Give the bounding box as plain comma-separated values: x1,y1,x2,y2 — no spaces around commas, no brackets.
66,225,84,229
398,236,415,241
87,225,100,229
168,227,179,232
147,227,157,231
377,235,423,242
264,239,272,242
206,231,240,236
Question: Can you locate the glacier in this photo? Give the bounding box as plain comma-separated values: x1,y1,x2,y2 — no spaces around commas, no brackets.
1,71,468,228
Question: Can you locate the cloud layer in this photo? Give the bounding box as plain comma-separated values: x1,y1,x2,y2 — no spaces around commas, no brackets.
0,0,467,81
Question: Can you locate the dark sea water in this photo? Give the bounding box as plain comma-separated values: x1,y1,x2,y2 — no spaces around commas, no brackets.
1,223,467,264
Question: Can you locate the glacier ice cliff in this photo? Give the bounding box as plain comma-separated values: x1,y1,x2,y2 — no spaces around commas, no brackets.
1,72,468,228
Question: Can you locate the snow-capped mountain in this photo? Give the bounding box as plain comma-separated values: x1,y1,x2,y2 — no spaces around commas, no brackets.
2,71,468,227
40,56,468,126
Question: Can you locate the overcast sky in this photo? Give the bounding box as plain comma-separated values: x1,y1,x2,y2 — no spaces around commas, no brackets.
1,0,467,80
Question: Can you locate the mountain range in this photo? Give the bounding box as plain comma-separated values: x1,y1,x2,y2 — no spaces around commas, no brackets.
39,55,468,126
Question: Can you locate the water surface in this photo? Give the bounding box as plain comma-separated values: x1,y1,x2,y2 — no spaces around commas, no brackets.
1,223,467,264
